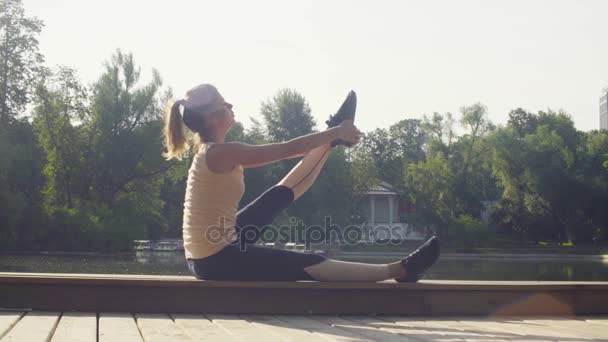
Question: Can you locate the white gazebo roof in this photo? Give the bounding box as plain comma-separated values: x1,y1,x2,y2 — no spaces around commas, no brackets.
364,181,399,195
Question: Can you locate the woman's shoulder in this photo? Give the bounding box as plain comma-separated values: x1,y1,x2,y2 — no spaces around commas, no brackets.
197,141,220,156
200,142,244,174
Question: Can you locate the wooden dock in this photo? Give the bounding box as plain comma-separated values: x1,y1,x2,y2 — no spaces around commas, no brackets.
1,311,607,341
1,273,608,316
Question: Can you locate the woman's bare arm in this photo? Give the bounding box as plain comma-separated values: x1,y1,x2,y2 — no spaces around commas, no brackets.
240,150,307,169
206,125,346,173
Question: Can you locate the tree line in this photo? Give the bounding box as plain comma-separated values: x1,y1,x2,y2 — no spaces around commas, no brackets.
1,0,606,252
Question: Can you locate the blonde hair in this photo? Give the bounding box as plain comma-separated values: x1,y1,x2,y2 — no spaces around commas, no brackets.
162,99,202,161
163,83,222,160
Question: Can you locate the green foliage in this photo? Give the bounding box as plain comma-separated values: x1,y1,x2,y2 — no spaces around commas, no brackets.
0,0,47,250
2,0,607,252
358,119,426,194
0,0,45,125
309,147,354,227
0,116,46,250
389,118,426,164
452,215,491,245
401,108,499,239
404,153,455,235
261,88,315,142
422,111,456,159
33,66,89,210
350,143,381,199
490,111,608,244
24,50,178,251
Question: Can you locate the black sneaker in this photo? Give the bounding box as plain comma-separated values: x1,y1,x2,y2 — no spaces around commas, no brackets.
395,236,440,283
325,90,357,147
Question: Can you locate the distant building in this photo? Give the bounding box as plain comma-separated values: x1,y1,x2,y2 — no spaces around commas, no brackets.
357,181,425,242
601,87,608,130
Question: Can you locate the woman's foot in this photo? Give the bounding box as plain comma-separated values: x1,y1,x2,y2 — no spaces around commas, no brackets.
325,90,357,147
395,236,440,283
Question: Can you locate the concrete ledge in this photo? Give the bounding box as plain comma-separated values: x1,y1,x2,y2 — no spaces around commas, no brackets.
1,272,607,316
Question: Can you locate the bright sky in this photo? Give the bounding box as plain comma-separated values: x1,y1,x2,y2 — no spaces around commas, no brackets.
24,0,608,132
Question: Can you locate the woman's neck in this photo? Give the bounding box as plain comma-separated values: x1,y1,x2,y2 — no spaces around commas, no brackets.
201,132,226,143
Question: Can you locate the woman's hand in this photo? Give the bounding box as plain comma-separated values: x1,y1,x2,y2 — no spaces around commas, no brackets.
337,119,362,145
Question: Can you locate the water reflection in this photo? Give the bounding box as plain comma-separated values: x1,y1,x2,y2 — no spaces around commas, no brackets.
1,252,607,280
135,251,184,265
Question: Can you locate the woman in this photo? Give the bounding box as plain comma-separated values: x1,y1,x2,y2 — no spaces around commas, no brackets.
162,83,439,282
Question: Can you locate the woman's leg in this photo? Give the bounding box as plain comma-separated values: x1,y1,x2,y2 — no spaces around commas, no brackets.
188,243,407,282
304,258,405,282
234,184,295,248
222,141,417,282
234,143,333,246
277,143,332,201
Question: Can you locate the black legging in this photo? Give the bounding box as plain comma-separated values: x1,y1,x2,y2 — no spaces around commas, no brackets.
187,185,327,281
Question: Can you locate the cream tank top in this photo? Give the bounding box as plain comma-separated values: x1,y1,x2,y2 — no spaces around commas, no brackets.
182,142,245,259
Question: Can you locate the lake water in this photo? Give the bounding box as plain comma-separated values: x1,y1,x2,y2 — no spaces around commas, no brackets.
1,252,608,281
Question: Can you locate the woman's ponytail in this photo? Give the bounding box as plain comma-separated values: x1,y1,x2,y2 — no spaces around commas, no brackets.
162,99,189,160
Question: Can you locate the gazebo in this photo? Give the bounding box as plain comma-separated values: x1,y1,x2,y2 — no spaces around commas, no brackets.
359,181,423,242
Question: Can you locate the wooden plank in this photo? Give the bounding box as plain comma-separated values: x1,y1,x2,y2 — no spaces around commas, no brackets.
0,281,425,315
386,316,558,342
3,273,608,316
340,316,444,342
2,311,60,341
311,315,411,342
135,313,191,342
240,315,331,342
0,311,24,339
206,314,285,341
271,315,371,342
514,318,608,340
50,312,96,342
2,272,608,290
450,317,589,341
98,313,142,342
409,317,513,342
172,314,238,341
581,317,608,326
425,290,581,316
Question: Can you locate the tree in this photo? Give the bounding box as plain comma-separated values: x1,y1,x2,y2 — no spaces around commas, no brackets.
389,118,426,164
508,108,537,137
422,111,456,159
356,119,426,194
33,66,89,209
490,109,603,244
261,88,316,142
0,0,44,125
0,0,46,250
88,50,169,207
0,118,45,249
28,50,177,251
578,130,608,240
361,128,402,189
259,89,318,224
404,154,455,237
490,108,537,240
453,103,496,215
349,142,381,224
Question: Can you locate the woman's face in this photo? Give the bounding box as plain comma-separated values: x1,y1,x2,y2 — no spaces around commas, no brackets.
207,100,236,133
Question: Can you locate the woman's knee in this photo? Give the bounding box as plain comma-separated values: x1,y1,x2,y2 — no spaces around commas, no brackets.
235,185,295,245
269,184,295,203
237,185,294,223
